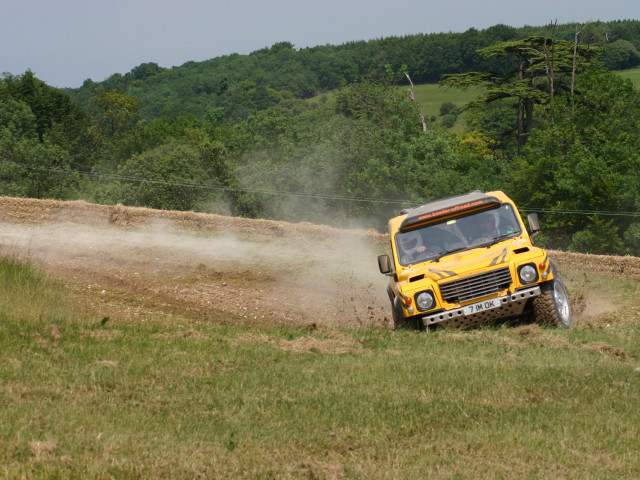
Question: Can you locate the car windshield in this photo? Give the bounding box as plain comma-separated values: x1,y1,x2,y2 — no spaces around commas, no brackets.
395,203,522,266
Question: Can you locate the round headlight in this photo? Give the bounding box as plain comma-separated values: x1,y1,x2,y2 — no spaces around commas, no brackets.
519,264,538,284
415,291,435,311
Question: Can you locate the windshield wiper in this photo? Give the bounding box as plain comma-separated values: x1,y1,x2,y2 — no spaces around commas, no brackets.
479,233,519,249
432,246,468,262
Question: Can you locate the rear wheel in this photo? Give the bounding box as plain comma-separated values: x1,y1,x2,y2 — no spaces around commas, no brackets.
533,277,571,328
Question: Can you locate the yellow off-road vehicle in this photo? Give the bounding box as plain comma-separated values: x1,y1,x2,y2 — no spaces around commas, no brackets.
378,190,571,330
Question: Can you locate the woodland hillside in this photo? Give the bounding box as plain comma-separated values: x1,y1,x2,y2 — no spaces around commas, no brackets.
1,20,640,255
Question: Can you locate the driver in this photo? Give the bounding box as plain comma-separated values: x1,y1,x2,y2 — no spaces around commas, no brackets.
399,230,426,264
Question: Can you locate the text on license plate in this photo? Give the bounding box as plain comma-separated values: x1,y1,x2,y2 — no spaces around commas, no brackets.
463,298,500,315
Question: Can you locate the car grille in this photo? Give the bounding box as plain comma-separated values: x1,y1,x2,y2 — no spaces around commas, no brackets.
439,267,513,304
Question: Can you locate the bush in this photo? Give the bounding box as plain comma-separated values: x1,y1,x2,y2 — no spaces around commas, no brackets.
441,113,458,129
439,101,456,116
569,217,625,255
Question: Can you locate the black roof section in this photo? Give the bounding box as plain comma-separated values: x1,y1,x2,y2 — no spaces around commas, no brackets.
400,191,501,230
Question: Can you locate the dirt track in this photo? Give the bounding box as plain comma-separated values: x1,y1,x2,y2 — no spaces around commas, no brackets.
1,196,637,328
0,197,392,328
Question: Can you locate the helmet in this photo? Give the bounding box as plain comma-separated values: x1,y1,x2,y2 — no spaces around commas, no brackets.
400,230,422,251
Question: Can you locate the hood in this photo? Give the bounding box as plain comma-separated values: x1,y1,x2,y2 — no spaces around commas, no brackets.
397,238,542,283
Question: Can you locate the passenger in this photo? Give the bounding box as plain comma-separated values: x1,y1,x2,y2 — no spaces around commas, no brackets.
476,214,498,240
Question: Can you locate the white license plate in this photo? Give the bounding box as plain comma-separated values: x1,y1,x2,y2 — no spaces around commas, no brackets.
463,298,501,315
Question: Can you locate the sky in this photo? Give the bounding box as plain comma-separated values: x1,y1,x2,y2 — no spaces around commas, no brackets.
2,0,637,88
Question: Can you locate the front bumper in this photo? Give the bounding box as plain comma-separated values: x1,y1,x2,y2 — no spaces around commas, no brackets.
421,285,541,329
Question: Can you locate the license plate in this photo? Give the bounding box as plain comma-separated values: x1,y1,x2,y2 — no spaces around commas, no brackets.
463,298,500,315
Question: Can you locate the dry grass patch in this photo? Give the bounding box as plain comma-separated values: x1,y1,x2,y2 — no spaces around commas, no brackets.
512,324,633,359
80,328,123,340
299,458,345,480
279,334,368,355
152,328,210,342
30,441,56,461
97,359,119,367
232,327,370,355
230,332,273,346
580,341,630,359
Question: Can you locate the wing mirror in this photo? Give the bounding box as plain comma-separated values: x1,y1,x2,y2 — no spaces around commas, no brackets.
527,213,540,239
378,254,393,275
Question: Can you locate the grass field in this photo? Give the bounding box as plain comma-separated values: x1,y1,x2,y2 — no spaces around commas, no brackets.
402,83,483,131
2,256,640,479
617,66,640,87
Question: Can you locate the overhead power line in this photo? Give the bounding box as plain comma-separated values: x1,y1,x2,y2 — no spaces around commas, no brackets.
2,159,640,217
518,207,640,218
0,159,407,205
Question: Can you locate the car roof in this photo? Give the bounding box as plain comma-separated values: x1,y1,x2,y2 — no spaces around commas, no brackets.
399,191,501,230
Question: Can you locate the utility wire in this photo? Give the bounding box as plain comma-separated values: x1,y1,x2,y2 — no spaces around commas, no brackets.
2,158,640,217
519,207,640,217
0,159,408,205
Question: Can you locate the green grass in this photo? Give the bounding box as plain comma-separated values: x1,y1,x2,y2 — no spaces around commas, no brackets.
2,258,640,478
397,83,482,132
617,66,640,88
410,83,482,115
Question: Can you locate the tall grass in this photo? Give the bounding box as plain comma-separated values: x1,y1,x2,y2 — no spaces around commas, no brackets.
1,258,640,478
0,256,71,323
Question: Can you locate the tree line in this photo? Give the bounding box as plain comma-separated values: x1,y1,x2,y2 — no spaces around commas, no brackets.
1,20,640,256
68,20,640,120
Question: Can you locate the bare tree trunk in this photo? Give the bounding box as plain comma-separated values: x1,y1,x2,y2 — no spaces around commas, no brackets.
571,24,580,97
543,20,558,124
571,23,591,101
405,73,427,132
516,57,527,153
543,20,557,103
525,98,534,137
517,97,526,153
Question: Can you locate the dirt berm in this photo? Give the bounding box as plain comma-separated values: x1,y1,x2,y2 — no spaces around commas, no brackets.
1,196,637,328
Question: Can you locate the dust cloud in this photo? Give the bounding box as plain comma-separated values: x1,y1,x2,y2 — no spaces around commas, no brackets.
0,210,392,328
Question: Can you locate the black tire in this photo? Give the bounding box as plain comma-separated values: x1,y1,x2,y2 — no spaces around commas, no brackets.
391,297,406,329
387,286,403,330
533,277,571,328
392,296,419,330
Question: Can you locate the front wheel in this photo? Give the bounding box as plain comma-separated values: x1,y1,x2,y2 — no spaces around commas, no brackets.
533,278,571,328
391,296,409,330
391,296,424,330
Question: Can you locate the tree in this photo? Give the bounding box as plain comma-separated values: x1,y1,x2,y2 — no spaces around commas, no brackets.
334,81,421,139
1,71,89,160
90,91,139,138
601,39,640,70
100,142,209,211
510,70,640,254
0,96,75,198
440,35,600,151
129,62,165,81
